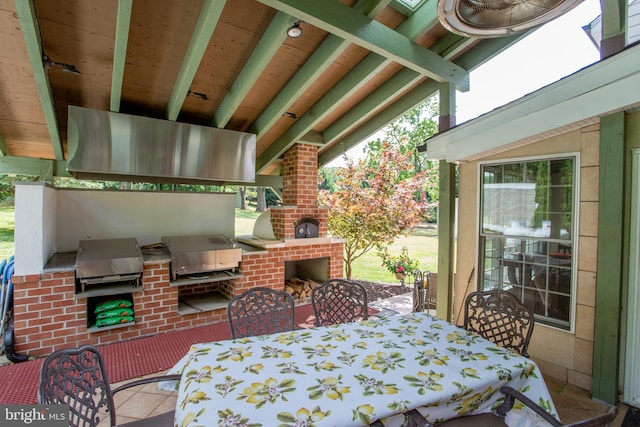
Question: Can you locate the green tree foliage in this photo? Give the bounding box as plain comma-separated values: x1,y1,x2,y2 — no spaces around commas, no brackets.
318,167,338,193
0,174,39,204
354,98,440,218
319,142,428,280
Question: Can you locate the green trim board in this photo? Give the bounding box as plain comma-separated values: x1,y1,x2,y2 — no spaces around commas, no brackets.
593,111,625,404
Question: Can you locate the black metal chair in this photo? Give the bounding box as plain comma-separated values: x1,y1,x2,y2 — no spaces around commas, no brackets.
38,345,181,427
311,279,369,327
413,270,435,312
227,287,296,338
437,386,618,426
463,290,534,357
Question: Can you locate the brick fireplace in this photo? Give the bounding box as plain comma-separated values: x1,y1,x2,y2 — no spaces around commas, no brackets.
269,143,329,240
235,143,344,298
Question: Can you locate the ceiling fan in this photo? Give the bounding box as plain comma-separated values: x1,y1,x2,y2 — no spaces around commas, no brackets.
437,0,584,37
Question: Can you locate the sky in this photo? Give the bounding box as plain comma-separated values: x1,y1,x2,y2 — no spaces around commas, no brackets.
326,0,602,166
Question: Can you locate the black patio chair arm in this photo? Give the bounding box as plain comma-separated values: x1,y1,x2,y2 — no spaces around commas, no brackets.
112,373,182,394
497,386,562,426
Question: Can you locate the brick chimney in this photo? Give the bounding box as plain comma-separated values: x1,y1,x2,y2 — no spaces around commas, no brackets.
270,144,328,240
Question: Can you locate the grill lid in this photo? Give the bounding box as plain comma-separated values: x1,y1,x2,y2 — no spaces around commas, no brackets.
76,238,144,279
162,234,242,279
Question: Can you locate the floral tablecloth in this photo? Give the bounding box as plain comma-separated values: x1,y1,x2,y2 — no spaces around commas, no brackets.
162,312,557,427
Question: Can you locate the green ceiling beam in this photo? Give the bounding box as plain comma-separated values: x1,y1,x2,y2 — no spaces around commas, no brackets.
318,79,440,165
110,0,133,112
167,0,226,121
354,0,394,16
454,31,533,72
322,68,423,144
255,0,448,171
429,33,474,60
249,35,348,139
14,0,64,161
256,0,469,90
399,0,440,39
0,156,70,181
298,130,325,146
256,52,390,173
254,174,283,189
321,26,470,149
318,30,535,165
212,11,295,128
249,0,385,140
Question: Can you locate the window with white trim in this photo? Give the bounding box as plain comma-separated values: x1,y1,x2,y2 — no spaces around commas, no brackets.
479,156,576,330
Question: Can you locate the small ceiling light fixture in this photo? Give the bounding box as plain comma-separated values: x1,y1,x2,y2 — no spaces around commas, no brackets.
187,88,208,100
286,21,303,38
42,54,81,75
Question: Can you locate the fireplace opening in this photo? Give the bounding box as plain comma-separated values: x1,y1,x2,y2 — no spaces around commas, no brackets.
284,257,328,300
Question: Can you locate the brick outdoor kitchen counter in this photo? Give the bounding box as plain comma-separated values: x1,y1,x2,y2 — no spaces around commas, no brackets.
11,236,344,357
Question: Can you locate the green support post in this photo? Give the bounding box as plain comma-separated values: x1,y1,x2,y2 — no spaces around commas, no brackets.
592,111,625,404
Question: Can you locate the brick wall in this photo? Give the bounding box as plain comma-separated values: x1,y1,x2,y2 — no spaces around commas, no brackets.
11,240,343,356
271,143,329,240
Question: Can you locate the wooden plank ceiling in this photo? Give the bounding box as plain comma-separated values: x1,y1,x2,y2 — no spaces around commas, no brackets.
0,0,527,181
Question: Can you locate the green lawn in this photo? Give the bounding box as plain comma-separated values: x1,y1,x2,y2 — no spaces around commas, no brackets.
0,205,439,282
0,206,14,261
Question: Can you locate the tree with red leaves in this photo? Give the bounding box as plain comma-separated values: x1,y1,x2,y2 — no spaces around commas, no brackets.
319,142,429,280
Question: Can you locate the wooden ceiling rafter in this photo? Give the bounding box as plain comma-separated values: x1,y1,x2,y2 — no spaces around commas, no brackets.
110,0,133,113
1,0,534,180
256,0,470,90
248,0,389,142
212,11,296,128
14,0,64,161
319,0,452,148
166,0,226,121
317,30,535,165
255,0,453,171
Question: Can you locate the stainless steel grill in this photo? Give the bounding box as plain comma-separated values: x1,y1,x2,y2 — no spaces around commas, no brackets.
75,238,144,292
162,235,242,281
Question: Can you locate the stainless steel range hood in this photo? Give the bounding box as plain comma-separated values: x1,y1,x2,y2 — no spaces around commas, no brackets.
67,106,256,185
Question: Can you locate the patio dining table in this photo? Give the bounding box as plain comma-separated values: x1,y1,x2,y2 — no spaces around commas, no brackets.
161,312,557,426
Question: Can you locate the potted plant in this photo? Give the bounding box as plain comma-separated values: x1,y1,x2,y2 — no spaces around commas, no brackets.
379,246,420,283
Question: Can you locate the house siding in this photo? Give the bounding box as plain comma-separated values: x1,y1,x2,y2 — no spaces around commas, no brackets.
454,124,601,389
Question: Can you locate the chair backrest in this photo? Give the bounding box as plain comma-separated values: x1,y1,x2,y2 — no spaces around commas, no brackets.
311,279,368,327
463,290,534,357
227,287,296,338
38,345,116,427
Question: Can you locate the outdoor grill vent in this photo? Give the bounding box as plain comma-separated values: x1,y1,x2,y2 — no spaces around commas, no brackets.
437,0,584,37
67,106,256,185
